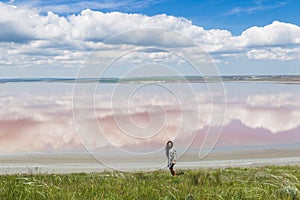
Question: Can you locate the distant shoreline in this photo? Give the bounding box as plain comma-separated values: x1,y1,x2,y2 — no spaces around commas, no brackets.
1,75,300,84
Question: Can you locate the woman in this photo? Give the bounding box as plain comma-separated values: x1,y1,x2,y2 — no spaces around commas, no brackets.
166,140,177,176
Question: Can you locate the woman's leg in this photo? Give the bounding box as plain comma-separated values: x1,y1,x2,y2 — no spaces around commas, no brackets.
169,163,176,176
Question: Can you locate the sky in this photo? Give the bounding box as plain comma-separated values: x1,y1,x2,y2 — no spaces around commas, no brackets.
0,0,299,77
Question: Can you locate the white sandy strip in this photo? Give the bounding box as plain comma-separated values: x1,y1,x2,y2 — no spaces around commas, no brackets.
1,157,300,175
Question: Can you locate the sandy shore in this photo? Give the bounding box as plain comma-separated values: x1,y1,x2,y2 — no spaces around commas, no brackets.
1,157,300,175
1,147,300,175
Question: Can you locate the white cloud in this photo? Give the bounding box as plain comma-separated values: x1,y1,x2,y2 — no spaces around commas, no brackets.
239,21,300,47
226,2,287,15
246,47,300,60
0,2,300,70
15,0,161,14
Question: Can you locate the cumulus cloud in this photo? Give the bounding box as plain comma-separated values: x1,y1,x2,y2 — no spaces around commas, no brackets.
239,21,300,47
246,47,300,60
1,2,300,69
0,3,70,42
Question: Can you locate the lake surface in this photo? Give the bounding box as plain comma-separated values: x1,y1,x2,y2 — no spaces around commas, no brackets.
0,80,299,172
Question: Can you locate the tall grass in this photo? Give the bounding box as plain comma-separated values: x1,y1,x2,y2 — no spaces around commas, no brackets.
0,165,300,199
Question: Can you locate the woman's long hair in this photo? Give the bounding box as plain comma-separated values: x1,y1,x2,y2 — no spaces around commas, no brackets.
165,140,173,158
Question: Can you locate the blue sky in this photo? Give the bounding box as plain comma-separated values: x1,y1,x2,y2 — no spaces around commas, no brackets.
0,0,299,77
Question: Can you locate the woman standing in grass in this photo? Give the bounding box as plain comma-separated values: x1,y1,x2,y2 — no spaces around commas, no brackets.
166,140,177,176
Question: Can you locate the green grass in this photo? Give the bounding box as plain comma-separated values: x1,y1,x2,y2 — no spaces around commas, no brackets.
1,165,300,199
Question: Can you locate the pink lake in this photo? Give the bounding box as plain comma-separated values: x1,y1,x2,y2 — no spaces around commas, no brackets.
0,81,300,171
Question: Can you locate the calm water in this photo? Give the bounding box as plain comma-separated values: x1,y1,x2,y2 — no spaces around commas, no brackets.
0,80,300,171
